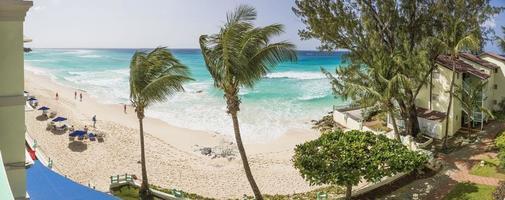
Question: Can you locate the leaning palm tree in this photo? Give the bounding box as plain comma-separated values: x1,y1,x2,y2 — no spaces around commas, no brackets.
129,47,193,199
434,16,480,151
199,5,297,199
451,81,494,135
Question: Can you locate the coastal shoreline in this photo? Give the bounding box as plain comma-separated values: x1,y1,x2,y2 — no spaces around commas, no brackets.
24,69,322,198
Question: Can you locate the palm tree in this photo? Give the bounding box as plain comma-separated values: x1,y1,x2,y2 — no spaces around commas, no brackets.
322,66,403,141
199,5,297,199
433,16,480,151
498,26,505,52
129,47,193,199
451,81,494,135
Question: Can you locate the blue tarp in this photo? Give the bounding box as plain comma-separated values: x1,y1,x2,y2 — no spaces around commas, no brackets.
37,106,50,111
27,160,117,200
52,117,67,122
69,130,86,137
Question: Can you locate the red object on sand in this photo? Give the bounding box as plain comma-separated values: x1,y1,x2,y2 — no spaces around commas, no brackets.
27,147,37,160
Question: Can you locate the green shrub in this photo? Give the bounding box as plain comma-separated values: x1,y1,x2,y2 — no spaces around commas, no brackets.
493,181,505,200
496,134,505,169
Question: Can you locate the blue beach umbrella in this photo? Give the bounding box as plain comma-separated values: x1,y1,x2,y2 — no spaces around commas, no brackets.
27,97,37,101
37,106,50,111
52,117,67,122
69,130,86,137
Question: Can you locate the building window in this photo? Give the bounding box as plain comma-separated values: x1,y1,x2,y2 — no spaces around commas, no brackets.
433,69,440,79
495,68,499,73
432,94,439,101
494,84,498,89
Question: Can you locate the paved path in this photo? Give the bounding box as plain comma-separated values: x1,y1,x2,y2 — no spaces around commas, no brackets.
382,120,504,200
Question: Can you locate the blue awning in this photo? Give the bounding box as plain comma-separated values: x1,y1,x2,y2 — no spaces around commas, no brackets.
27,160,117,200
69,130,86,137
52,117,67,122
37,106,50,111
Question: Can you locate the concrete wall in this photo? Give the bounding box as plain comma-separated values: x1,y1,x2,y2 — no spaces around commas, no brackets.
0,1,32,199
417,65,461,137
482,55,505,110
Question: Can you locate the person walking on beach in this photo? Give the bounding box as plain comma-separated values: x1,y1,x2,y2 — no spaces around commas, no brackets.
74,91,77,100
79,93,83,102
92,115,96,128
55,92,59,100
123,104,127,114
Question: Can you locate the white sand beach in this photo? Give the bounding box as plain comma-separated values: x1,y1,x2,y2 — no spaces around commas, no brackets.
24,70,322,198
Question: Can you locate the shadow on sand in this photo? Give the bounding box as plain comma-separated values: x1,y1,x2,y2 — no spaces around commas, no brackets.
36,115,48,121
68,141,87,152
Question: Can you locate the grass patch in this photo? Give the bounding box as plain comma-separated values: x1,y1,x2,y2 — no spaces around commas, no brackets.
443,182,496,200
470,158,505,179
111,185,140,200
113,184,343,200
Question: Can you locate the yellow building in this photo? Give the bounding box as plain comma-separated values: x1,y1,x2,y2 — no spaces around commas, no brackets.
413,52,505,139
0,0,32,199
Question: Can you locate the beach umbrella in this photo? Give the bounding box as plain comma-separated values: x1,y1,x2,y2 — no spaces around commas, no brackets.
69,130,86,137
27,97,37,101
52,117,67,122
24,91,28,93
38,106,50,111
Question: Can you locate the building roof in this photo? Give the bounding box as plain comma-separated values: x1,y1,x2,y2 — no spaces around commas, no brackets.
436,55,490,80
416,107,446,122
459,52,499,69
480,52,505,62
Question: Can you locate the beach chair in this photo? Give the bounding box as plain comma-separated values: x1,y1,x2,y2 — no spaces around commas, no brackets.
49,111,57,118
96,132,104,142
46,122,55,130
88,133,96,141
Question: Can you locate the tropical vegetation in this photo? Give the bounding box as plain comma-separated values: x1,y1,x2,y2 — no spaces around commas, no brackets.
129,47,193,199
199,5,297,199
293,0,501,138
292,129,427,200
451,81,494,135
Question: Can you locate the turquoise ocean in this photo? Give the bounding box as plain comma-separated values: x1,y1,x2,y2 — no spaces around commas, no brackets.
25,49,345,142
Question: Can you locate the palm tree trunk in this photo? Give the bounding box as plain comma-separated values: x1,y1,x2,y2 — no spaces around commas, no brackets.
389,109,401,141
230,111,263,200
442,58,457,151
345,184,352,200
467,114,472,135
137,110,152,200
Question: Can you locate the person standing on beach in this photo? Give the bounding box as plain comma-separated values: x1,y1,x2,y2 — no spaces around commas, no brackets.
92,115,96,128
55,92,59,100
79,93,83,102
123,104,127,114
74,91,77,100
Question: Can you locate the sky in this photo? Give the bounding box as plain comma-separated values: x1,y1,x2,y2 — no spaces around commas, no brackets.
24,0,505,53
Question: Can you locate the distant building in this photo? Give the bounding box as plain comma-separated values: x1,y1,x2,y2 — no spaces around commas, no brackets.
333,52,505,140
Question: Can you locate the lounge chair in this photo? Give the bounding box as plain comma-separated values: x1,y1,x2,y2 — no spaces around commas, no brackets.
49,111,57,118
46,122,55,130
56,124,68,131
88,133,96,141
